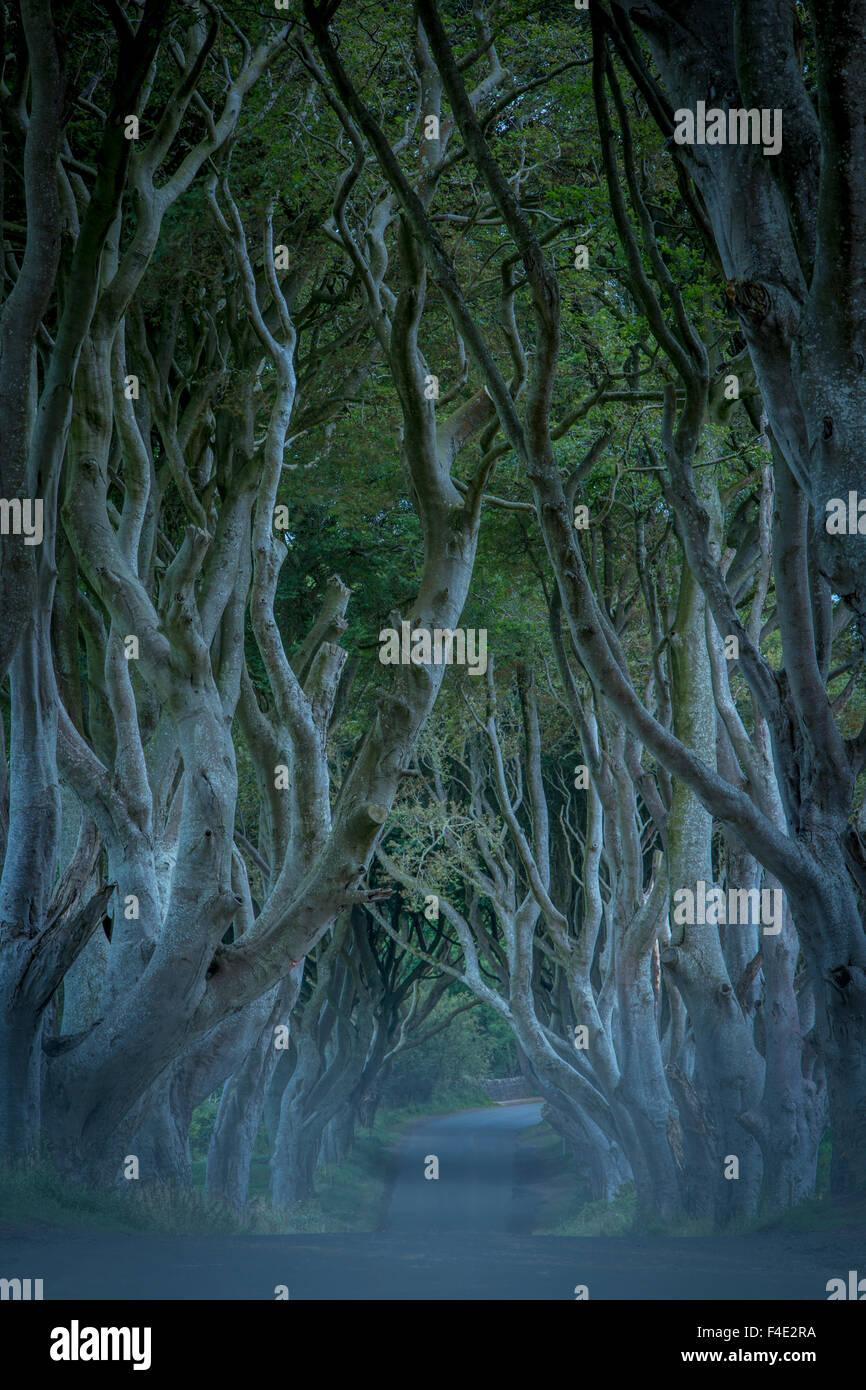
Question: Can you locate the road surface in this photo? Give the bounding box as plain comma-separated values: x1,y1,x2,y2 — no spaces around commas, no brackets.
1,1102,860,1299
382,1101,544,1233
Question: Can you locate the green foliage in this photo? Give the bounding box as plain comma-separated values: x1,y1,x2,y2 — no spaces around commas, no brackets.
188,1092,222,1163
383,991,518,1107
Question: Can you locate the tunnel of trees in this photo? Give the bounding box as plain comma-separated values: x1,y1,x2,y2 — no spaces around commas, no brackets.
1,0,865,1231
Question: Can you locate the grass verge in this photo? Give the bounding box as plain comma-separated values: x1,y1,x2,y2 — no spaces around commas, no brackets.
0,1085,491,1237
515,1126,863,1238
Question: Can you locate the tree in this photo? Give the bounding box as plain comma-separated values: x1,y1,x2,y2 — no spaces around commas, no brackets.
304,0,865,1201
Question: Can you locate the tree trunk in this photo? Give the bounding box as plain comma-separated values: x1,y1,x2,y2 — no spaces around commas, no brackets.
206,979,298,1209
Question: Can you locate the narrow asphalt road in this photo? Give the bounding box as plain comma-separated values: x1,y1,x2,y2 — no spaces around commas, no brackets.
382,1101,544,1234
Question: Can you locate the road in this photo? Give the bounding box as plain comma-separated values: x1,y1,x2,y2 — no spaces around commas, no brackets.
382,1101,544,1234
0,1101,860,1299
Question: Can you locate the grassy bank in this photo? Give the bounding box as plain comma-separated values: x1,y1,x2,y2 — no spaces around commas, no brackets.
516,1124,864,1238
0,1086,491,1237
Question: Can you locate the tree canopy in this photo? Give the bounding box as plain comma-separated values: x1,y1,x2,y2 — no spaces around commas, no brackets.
1,0,865,1229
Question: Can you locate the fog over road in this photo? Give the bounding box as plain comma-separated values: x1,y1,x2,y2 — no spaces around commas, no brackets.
1,1102,860,1300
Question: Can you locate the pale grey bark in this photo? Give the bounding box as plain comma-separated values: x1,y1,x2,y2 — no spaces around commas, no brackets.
206,974,301,1209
